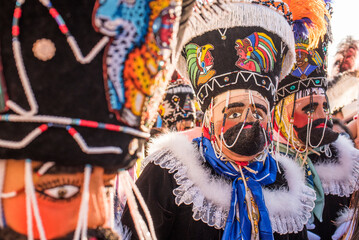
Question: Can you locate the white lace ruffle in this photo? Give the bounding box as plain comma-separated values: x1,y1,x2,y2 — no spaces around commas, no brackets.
143,133,316,233
314,135,359,197
265,185,316,234
143,149,229,229
263,153,316,234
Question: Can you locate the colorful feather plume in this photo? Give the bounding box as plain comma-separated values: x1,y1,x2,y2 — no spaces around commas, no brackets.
283,0,330,49
293,18,313,40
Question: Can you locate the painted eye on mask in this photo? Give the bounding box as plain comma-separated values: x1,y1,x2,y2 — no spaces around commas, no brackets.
103,184,114,198
42,185,80,200
305,109,315,115
253,112,263,120
228,112,242,119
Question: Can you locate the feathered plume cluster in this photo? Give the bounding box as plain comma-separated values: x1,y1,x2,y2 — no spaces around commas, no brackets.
283,0,330,49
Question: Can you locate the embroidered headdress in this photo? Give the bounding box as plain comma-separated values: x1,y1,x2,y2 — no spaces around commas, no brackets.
176,0,296,112
0,0,187,169
159,71,196,129
274,0,331,143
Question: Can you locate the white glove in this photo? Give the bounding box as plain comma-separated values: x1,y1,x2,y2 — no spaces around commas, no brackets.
332,220,351,240
307,231,321,240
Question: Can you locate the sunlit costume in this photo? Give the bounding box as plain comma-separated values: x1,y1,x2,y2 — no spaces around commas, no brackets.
273,1,359,239
159,71,196,131
121,1,318,239
0,0,187,239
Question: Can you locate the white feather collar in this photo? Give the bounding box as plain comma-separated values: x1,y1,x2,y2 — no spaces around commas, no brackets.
145,132,315,233
314,135,359,197
262,153,316,234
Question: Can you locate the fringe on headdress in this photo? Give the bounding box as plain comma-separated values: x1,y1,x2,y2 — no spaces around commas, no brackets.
283,0,329,49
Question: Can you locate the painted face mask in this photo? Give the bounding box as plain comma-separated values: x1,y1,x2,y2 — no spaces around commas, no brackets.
274,4,333,150
1,160,118,239
287,93,339,147
159,71,196,130
211,90,270,157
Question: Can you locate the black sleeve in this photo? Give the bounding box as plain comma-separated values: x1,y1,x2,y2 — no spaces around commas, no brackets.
121,162,178,240
312,194,350,239
274,227,309,240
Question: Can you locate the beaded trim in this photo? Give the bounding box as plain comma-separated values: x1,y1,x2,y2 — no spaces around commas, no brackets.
0,123,123,154
0,114,149,138
276,77,327,102
195,0,293,25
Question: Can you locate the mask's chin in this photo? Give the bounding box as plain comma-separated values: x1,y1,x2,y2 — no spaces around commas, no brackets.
220,145,261,162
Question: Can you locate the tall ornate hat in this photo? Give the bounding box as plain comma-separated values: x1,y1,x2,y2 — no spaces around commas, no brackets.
176,0,296,112
0,0,188,169
273,0,331,144
159,71,196,128
275,0,331,103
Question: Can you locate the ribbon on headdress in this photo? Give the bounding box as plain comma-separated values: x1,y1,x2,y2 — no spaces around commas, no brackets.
193,136,277,240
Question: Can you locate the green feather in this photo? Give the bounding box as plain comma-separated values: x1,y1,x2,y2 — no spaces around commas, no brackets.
185,43,201,88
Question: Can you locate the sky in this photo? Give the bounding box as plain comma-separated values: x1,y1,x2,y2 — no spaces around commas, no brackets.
327,0,359,76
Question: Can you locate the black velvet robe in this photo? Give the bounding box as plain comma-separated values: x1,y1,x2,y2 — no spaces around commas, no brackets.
122,162,223,240
121,161,309,240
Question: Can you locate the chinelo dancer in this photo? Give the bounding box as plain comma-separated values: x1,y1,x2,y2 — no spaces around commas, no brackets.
0,0,191,239
273,0,359,239
158,71,197,132
121,1,319,239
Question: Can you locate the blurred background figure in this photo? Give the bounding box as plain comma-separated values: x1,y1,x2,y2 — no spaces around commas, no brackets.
158,71,196,132
327,36,359,122
332,118,354,141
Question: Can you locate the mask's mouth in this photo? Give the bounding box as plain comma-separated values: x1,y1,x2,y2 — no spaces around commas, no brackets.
243,124,252,129
315,123,325,128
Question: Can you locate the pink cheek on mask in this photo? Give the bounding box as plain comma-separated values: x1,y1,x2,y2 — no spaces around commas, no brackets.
291,111,309,128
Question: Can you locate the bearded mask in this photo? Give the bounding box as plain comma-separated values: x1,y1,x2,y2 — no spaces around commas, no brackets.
159,72,196,130
275,90,339,148
208,89,271,158
274,1,335,149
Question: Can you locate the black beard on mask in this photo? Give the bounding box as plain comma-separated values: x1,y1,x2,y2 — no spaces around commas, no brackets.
222,121,267,156
293,118,339,147
0,227,120,240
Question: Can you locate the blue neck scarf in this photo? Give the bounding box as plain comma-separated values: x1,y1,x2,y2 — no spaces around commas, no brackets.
193,136,277,240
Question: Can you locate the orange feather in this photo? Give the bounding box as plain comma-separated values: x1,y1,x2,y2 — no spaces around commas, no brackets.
283,0,330,49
